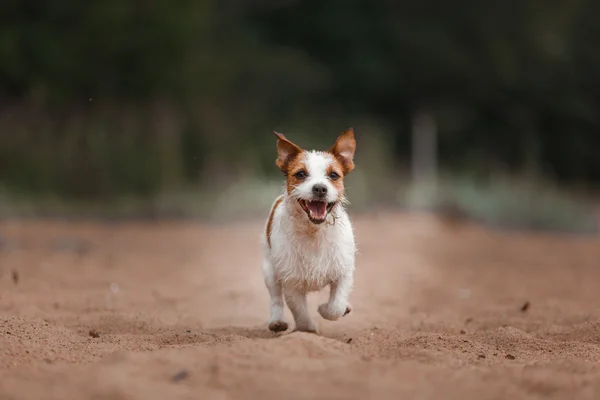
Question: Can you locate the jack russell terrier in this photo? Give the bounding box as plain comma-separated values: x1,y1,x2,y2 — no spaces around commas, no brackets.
262,128,357,333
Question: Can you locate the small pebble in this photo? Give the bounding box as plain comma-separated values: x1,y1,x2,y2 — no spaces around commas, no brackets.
171,369,190,382
89,329,100,338
506,354,516,360
109,283,120,294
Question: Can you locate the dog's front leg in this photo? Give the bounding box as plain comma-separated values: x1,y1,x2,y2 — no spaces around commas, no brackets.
263,260,288,332
284,289,317,333
318,273,353,321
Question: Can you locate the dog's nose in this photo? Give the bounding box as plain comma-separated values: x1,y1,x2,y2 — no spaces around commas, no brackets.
312,184,328,197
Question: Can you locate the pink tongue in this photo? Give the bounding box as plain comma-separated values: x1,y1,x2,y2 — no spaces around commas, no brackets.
307,201,327,220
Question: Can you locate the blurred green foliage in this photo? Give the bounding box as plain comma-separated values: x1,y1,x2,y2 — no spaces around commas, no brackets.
0,0,599,202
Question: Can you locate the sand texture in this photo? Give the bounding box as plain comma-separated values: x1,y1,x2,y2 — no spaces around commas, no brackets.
1,212,600,399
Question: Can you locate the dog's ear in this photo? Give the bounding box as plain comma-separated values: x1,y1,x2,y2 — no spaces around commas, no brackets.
273,131,303,173
329,128,356,174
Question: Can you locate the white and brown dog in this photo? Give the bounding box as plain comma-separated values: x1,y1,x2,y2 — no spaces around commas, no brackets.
262,128,357,333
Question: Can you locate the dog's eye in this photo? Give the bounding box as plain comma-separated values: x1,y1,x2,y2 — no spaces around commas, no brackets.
294,170,307,179
328,172,340,180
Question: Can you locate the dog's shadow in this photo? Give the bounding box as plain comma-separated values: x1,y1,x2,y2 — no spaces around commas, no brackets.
205,325,282,339
205,325,352,343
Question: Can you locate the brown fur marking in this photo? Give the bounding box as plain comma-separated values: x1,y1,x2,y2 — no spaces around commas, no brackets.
329,128,356,175
274,132,303,173
285,154,308,195
266,196,284,248
326,157,345,197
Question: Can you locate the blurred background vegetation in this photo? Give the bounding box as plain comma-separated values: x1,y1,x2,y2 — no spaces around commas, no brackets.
0,0,598,232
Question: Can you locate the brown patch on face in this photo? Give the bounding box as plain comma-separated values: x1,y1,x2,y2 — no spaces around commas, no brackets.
285,155,308,195
329,128,356,175
326,157,345,198
266,196,284,248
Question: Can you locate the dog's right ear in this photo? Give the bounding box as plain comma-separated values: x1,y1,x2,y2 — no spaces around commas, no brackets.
273,131,303,173
329,128,356,175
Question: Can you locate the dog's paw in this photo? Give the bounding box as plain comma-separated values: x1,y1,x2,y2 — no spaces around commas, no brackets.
268,320,289,332
318,303,349,321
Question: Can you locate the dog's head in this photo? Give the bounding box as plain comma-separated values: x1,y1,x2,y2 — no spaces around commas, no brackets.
274,128,356,224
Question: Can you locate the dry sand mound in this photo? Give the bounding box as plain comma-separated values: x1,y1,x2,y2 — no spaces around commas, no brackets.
1,213,600,399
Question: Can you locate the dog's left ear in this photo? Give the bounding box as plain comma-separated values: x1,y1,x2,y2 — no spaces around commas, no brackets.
273,131,303,173
329,128,356,174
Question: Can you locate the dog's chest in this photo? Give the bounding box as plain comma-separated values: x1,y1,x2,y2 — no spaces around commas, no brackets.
271,223,353,291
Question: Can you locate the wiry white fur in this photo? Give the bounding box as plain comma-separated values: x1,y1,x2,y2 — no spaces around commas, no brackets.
262,151,356,333
289,151,340,204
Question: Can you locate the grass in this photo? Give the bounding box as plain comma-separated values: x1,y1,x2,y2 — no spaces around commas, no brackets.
1,172,597,237
397,174,598,235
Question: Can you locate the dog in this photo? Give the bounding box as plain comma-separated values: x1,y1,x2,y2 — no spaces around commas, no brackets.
262,128,357,333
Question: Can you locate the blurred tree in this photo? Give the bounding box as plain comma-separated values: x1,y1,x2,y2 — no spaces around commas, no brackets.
0,0,599,200
251,0,600,182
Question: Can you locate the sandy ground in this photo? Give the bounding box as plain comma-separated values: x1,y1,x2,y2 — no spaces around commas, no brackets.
1,212,600,399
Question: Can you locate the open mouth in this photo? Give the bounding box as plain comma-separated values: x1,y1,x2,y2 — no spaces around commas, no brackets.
298,199,336,224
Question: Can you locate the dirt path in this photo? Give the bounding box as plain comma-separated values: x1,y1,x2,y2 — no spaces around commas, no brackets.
1,212,600,399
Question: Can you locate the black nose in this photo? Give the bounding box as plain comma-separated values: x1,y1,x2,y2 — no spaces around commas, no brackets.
312,184,328,197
